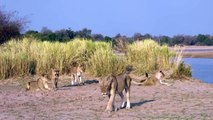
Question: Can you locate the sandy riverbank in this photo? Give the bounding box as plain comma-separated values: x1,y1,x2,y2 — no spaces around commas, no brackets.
0,75,212,120
178,46,213,58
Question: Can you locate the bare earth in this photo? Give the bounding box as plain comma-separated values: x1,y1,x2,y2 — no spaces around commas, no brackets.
0,75,213,120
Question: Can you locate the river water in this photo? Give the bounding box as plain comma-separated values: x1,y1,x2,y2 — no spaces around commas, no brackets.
183,58,213,84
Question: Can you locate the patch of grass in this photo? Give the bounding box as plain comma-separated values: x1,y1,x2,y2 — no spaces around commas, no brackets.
0,38,190,80
127,39,174,75
87,42,126,77
0,38,96,79
171,61,192,79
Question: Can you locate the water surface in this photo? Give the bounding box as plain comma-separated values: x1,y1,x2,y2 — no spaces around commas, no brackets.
184,58,213,84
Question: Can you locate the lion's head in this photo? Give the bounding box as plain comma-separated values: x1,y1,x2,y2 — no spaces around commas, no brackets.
99,76,114,96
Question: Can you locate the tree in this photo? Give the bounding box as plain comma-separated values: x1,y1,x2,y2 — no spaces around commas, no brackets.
104,36,112,42
40,27,52,35
183,35,196,45
75,28,92,39
25,30,41,38
171,35,185,46
92,34,104,41
55,29,70,42
195,34,213,45
159,35,171,45
133,32,143,41
142,33,152,40
0,8,26,43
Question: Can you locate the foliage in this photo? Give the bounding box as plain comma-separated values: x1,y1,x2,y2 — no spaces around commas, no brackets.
0,8,26,44
87,42,126,77
127,39,174,75
0,37,190,80
171,61,192,79
0,38,96,79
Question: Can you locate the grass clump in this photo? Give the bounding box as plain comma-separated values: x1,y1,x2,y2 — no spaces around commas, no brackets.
87,42,126,77
170,45,191,79
127,39,174,75
171,61,192,79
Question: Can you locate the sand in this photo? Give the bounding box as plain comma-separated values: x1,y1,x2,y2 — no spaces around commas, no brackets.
0,75,212,120
177,46,213,58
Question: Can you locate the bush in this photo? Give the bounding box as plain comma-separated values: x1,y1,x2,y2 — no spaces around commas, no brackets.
171,61,192,79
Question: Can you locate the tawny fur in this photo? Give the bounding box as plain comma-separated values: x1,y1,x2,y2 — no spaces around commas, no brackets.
142,71,170,86
26,74,51,91
99,66,144,112
70,63,84,86
51,69,60,89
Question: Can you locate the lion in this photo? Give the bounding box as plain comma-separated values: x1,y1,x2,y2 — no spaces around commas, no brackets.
26,74,51,91
142,71,170,86
51,69,60,90
70,63,85,86
99,66,146,112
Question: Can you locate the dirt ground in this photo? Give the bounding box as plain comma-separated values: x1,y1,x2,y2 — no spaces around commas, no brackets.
0,75,213,120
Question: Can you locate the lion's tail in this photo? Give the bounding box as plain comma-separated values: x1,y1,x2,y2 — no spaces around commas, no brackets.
131,79,147,85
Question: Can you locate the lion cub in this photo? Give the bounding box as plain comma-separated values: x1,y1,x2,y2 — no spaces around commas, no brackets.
26,74,51,91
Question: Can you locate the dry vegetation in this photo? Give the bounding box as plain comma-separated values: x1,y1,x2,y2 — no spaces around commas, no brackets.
0,38,189,80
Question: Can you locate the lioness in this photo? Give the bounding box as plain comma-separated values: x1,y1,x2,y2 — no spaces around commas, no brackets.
26,74,51,91
51,69,60,89
99,66,145,112
143,71,170,86
70,63,84,86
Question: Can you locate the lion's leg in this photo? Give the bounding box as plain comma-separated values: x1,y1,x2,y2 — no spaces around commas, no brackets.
79,76,84,85
106,85,116,112
74,74,77,83
55,79,58,89
44,83,51,90
71,74,76,85
77,72,82,84
159,79,170,86
125,88,131,109
118,92,125,108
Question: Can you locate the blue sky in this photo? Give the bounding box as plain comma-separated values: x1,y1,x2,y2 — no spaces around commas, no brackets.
1,0,213,37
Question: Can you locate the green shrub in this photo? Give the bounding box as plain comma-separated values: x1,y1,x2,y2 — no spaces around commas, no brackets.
171,61,192,78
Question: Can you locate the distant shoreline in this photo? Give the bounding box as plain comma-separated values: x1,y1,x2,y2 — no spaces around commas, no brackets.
175,46,213,58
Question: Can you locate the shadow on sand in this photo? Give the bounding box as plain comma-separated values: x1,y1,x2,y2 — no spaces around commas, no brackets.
131,100,155,108
59,79,99,90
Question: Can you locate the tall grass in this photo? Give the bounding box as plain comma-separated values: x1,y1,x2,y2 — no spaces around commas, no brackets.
127,39,174,75
170,46,192,78
0,38,96,79
0,38,186,79
87,42,126,77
